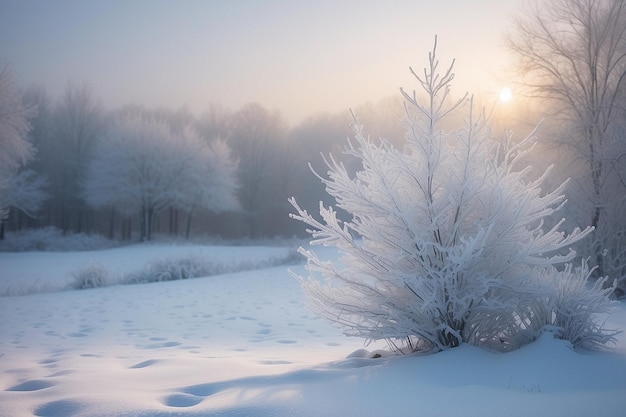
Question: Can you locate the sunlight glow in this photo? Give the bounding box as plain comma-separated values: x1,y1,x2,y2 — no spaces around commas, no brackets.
499,87,512,103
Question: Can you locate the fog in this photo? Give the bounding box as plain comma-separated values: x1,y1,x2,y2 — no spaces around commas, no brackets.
1,0,522,124
3,0,625,295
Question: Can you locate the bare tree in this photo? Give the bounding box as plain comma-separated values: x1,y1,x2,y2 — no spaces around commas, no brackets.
49,82,103,234
509,0,626,289
230,103,288,237
196,103,233,141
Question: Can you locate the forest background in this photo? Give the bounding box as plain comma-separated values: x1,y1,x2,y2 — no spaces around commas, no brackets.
1,0,625,293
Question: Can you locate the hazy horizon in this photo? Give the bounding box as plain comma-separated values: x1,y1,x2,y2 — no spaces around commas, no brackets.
1,0,524,124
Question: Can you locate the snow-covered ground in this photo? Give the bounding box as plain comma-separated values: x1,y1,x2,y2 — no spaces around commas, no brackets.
1,243,625,417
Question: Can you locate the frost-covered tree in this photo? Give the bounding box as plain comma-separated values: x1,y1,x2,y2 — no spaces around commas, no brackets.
0,65,46,238
177,135,240,238
83,113,238,241
290,39,617,353
0,169,47,232
508,0,626,293
0,66,34,172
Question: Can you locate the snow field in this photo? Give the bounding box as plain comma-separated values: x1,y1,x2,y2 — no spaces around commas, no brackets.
1,244,625,416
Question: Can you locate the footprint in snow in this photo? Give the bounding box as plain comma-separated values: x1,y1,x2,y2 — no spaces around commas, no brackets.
6,379,55,391
129,359,161,369
34,399,84,417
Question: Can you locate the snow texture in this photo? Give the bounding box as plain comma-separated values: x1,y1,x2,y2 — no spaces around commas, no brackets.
1,243,625,416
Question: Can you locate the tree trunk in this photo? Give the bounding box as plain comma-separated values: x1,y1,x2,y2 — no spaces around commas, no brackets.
592,205,605,278
141,206,148,241
108,207,116,240
122,218,131,241
147,207,154,241
169,207,178,236
185,209,194,239
0,207,10,240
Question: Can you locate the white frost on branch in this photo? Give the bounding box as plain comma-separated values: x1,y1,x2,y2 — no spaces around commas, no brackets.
82,113,239,241
289,38,617,353
0,65,45,225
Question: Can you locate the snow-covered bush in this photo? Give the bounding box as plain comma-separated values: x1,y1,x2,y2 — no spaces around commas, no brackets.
289,39,617,353
521,262,618,349
70,262,109,290
126,249,300,284
127,255,227,283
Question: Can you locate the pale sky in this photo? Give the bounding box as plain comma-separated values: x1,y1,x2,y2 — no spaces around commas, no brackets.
0,0,524,124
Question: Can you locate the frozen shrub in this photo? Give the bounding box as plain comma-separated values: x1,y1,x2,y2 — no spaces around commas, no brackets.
127,255,225,283
289,39,617,353
126,249,300,284
70,262,109,290
128,256,199,283
523,262,619,349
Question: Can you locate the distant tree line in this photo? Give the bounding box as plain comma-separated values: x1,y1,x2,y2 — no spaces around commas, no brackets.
1,73,407,241
1,0,625,293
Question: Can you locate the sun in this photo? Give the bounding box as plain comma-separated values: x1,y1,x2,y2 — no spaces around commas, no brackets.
499,87,512,103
